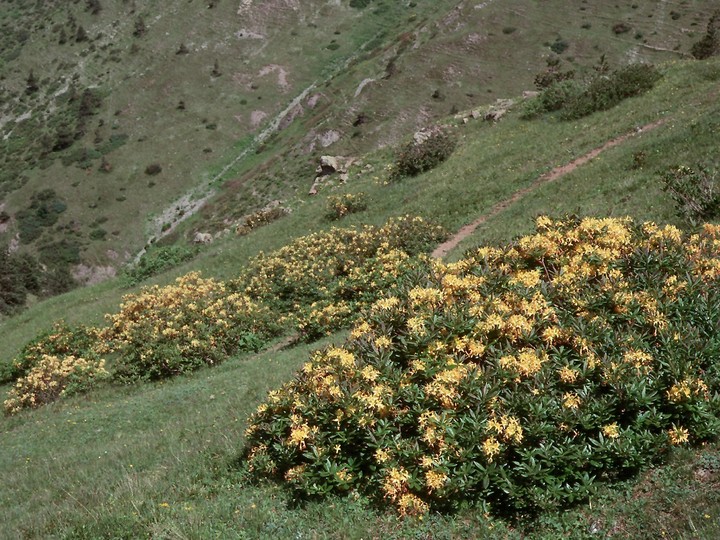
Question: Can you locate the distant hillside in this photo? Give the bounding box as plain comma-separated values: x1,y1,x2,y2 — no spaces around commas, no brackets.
0,0,717,312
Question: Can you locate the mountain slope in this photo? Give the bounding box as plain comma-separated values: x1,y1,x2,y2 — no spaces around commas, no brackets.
0,0,716,303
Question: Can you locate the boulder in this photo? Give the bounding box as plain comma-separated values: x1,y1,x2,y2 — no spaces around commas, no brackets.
193,231,213,244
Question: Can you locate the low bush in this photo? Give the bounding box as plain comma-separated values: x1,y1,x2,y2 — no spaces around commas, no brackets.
560,63,661,120
16,189,67,244
102,272,280,381
233,216,446,336
145,163,162,176
2,321,102,384
390,129,457,180
324,193,368,221
662,164,720,226
523,63,661,121
124,245,198,286
691,11,719,60
244,216,720,517
236,205,289,236
521,79,582,119
4,355,109,414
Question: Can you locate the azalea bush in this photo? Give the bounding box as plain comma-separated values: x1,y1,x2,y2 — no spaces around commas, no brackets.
233,215,446,339
4,355,109,414
243,216,720,517
325,193,368,221
102,272,280,381
1,321,103,384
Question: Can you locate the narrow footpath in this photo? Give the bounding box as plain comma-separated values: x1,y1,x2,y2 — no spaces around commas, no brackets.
431,119,666,259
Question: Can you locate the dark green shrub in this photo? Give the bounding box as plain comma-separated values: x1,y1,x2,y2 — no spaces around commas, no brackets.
391,129,457,180
612,22,631,35
662,164,720,226
534,66,575,90
549,38,569,54
349,0,373,8
691,11,719,60
145,163,162,175
521,79,582,119
124,244,198,285
0,249,41,317
16,189,67,244
560,63,661,120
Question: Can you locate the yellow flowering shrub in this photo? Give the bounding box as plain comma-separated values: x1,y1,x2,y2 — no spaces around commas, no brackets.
244,216,720,516
4,216,443,409
102,272,280,381
324,193,368,221
1,321,103,384
4,355,109,414
233,215,445,340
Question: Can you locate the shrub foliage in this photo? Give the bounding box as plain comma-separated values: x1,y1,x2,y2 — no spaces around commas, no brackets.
523,62,661,120
1,321,102,384
325,193,368,221
4,355,109,414
233,216,446,340
244,216,720,517
390,130,457,180
101,272,279,382
3,216,444,409
662,164,720,226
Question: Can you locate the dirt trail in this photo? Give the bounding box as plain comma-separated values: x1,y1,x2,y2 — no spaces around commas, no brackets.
432,119,666,259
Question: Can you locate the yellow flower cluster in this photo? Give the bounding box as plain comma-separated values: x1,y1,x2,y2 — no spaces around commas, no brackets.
667,377,709,403
101,272,275,379
236,205,288,236
234,216,444,339
325,192,368,220
238,215,720,514
4,355,109,414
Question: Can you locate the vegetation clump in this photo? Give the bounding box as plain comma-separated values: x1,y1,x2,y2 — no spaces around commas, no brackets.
124,245,198,286
390,129,457,180
4,354,109,414
691,11,719,60
235,205,289,236
324,193,368,221
2,321,102,384
244,216,720,517
662,164,720,226
0,248,42,316
523,61,661,120
101,272,279,382
233,216,446,340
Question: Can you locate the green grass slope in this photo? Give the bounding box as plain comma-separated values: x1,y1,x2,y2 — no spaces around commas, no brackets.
1,55,720,537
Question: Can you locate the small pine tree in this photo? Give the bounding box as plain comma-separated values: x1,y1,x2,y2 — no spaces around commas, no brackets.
58,27,67,45
75,25,88,43
691,11,719,60
211,59,221,77
25,70,39,94
176,43,189,55
133,16,146,37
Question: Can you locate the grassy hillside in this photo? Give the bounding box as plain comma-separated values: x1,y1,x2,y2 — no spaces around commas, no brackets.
1,0,716,308
2,52,720,537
